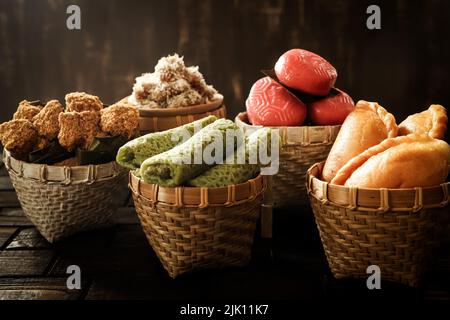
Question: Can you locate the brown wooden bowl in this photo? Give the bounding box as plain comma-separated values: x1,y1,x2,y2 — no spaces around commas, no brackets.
119,94,226,134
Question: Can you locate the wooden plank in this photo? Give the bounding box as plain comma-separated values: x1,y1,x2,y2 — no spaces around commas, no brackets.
85,277,157,300
0,153,5,172
50,225,156,277
52,226,115,253
0,208,33,226
0,278,85,300
424,290,450,301
85,274,213,300
111,207,139,225
0,226,17,248
0,191,19,207
127,195,135,207
260,204,273,238
109,224,149,248
6,227,49,249
0,176,12,191
0,250,54,277
49,245,159,278
115,176,132,207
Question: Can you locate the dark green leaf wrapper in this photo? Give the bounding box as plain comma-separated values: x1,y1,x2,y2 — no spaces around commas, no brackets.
29,141,74,165
78,135,129,165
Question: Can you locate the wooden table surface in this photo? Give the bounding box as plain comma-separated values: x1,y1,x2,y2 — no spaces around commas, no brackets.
0,158,448,302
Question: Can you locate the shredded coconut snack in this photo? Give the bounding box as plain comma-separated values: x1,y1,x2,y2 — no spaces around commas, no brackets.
128,54,219,109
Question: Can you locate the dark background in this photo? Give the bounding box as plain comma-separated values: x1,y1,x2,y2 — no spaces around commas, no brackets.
0,0,449,131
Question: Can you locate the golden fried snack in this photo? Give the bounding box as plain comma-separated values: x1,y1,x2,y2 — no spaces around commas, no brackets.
33,100,64,140
398,104,447,139
65,92,103,112
13,100,41,121
58,111,100,151
322,101,398,182
100,103,139,138
0,119,37,158
331,134,450,188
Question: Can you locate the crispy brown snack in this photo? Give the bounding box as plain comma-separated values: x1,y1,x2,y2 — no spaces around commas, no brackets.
58,111,100,151
33,100,64,140
100,103,139,138
13,100,42,121
0,119,37,159
65,92,103,112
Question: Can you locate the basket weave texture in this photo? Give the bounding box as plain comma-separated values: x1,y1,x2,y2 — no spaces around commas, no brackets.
307,162,450,287
139,105,226,134
129,172,267,278
3,150,127,243
235,112,340,207
119,96,227,134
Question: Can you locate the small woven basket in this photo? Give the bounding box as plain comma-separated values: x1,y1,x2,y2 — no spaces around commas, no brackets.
235,112,341,207
3,150,127,243
129,172,267,278
307,162,450,287
120,95,226,135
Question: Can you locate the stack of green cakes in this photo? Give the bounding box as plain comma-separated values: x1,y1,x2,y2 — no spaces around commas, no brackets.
116,115,275,187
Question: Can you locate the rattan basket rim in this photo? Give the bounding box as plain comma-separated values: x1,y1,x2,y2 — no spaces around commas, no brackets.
3,149,126,185
129,172,267,208
307,161,449,212
235,112,341,146
121,94,224,117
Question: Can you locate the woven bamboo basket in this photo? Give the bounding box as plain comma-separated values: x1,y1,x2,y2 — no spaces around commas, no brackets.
3,150,127,243
307,161,450,287
235,112,341,207
119,95,226,135
129,172,267,278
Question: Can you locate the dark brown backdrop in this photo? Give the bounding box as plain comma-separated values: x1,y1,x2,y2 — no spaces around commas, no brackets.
1,0,449,134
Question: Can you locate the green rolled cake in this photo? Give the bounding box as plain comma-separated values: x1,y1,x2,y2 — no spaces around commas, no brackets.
116,115,217,169
140,119,240,187
187,128,272,187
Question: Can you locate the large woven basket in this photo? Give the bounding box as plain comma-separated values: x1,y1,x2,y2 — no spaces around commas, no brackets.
3,150,127,243
129,172,267,278
235,112,341,207
307,162,450,287
120,95,226,135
